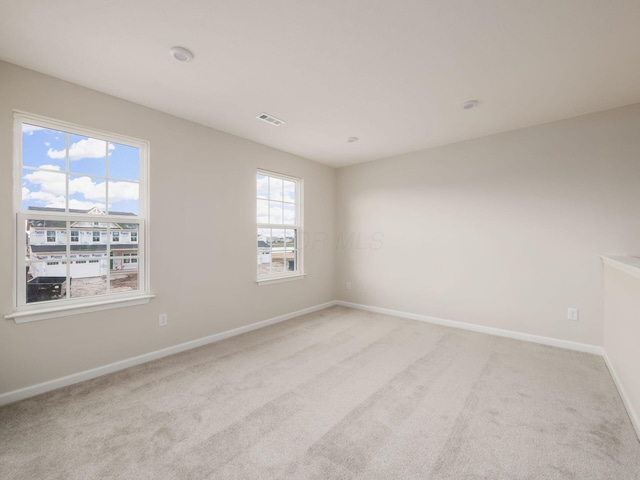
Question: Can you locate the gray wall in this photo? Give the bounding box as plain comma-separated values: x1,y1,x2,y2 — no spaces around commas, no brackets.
0,61,336,394
336,105,640,346
3,58,640,397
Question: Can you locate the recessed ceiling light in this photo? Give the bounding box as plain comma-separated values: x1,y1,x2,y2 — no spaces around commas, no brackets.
462,100,479,110
169,46,193,62
347,137,359,143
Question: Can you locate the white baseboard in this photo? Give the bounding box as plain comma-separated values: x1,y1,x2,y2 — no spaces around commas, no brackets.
334,301,640,438
335,300,604,355
0,301,337,406
4,296,633,441
602,351,640,441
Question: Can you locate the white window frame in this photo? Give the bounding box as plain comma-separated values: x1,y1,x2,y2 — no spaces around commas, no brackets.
5,111,153,323
256,169,305,285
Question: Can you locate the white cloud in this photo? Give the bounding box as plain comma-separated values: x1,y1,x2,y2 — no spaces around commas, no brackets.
269,177,283,200
69,176,105,200
22,124,45,136
283,181,296,202
47,147,66,160
270,203,283,223
257,200,295,225
24,167,66,196
257,200,269,224
108,181,139,203
25,191,64,204
47,138,115,160
68,199,106,210
257,176,269,198
31,194,104,211
284,205,295,224
23,167,137,210
257,176,296,202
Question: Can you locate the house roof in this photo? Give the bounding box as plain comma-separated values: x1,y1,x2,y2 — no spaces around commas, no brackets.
30,244,138,253
29,219,66,228
258,241,270,248
28,207,138,229
28,220,138,230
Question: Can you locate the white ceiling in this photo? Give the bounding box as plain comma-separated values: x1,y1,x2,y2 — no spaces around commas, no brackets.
1,1,640,168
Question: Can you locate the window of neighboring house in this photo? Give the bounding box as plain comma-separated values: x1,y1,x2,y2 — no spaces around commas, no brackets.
10,112,151,322
131,231,138,243
256,170,302,283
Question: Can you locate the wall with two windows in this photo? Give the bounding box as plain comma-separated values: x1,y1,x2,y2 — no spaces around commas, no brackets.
0,60,336,395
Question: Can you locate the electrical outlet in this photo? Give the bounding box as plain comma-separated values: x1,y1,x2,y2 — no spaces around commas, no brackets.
346,281,352,290
159,313,168,327
567,308,579,321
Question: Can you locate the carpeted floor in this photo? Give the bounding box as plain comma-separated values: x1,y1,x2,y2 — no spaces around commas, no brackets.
1,306,639,479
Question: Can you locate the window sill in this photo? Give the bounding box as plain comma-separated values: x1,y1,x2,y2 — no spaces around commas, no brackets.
5,294,156,324
256,273,307,286
601,255,640,281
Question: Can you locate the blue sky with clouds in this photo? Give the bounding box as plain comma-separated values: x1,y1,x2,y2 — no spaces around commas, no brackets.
21,124,140,215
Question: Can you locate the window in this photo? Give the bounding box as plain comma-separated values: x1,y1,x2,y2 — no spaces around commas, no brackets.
131,231,138,243
256,170,302,282
11,112,150,321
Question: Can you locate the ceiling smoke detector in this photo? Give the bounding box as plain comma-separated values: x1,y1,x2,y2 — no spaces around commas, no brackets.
256,113,285,126
462,100,479,110
169,46,193,62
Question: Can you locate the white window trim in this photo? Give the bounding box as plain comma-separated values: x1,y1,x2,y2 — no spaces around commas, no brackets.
5,295,156,323
257,273,307,286
256,169,303,284
6,111,152,323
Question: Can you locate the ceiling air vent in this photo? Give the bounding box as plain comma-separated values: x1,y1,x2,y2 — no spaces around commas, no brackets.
256,112,285,126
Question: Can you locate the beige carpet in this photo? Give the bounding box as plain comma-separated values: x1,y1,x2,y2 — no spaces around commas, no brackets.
1,306,639,479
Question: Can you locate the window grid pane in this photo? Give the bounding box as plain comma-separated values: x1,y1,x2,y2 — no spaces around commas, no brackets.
23,216,142,303
17,114,146,309
22,130,140,215
257,171,300,278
